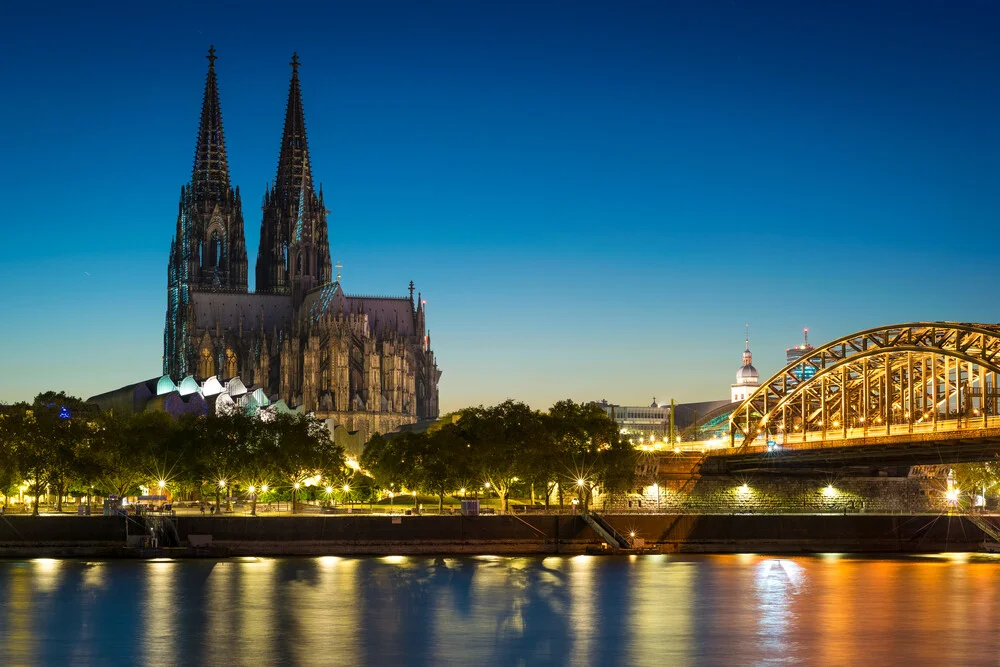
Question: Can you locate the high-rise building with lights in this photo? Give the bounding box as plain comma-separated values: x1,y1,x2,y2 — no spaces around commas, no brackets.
786,328,816,382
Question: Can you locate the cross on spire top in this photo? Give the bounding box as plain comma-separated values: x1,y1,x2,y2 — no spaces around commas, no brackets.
335,261,342,282
290,52,300,72
207,45,217,68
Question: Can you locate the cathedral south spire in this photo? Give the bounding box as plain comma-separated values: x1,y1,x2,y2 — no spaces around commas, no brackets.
256,53,332,301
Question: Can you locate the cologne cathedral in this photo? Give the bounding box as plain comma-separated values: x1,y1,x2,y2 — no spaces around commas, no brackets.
162,48,440,436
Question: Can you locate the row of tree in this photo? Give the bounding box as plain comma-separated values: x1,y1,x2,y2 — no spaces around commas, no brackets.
0,393,636,515
0,392,340,515
363,399,636,512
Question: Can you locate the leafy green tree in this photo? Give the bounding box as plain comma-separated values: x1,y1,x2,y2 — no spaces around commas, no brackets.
0,405,26,509
417,424,470,512
92,411,177,499
266,413,342,513
189,411,255,512
547,400,635,511
952,462,1000,503
361,432,415,496
461,400,543,513
32,392,94,512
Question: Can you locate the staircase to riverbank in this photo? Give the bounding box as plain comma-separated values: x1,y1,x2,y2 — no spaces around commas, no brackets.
582,511,630,548
966,514,1000,549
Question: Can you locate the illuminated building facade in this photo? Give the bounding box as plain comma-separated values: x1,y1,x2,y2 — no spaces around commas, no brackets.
594,399,671,442
162,49,440,438
786,327,816,382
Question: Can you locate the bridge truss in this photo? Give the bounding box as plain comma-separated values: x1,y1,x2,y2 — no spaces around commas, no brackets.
730,322,1000,447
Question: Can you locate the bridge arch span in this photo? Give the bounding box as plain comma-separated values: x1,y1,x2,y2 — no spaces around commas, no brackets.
730,322,1000,447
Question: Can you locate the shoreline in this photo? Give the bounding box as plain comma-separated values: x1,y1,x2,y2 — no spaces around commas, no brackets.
0,513,992,557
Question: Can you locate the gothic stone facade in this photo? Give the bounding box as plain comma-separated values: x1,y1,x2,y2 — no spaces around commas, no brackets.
164,49,440,437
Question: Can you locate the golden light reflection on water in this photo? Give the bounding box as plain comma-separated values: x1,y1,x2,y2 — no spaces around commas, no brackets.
753,558,805,658
142,560,176,667
3,555,1000,664
32,558,61,593
3,567,34,666
629,557,694,667
567,555,596,664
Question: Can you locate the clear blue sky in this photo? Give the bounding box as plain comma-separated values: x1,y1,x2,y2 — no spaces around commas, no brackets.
1,1,999,411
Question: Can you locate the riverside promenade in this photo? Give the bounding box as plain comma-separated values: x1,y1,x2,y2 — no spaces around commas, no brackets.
0,513,990,557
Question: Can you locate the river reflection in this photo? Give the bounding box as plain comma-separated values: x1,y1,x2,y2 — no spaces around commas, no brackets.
1,554,1000,665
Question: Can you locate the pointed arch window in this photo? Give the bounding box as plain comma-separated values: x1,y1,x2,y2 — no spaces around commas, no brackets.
224,348,238,379
210,231,222,268
199,348,215,379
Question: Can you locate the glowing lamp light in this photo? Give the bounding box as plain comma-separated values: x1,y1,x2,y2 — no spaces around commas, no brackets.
343,485,350,493
325,486,333,494
823,485,837,498
248,486,257,494
946,488,960,502
294,482,301,490
157,480,166,489
738,484,750,494
459,488,466,494
629,531,636,538
218,479,227,489
261,485,269,492
483,482,491,489
577,479,586,487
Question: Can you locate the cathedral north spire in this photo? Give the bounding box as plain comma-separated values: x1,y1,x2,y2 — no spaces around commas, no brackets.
191,45,231,202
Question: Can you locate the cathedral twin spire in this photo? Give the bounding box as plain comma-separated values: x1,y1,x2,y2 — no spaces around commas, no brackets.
256,52,332,300
191,46,231,202
176,47,331,300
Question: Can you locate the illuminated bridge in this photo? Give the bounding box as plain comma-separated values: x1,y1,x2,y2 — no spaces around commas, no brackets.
711,322,1000,472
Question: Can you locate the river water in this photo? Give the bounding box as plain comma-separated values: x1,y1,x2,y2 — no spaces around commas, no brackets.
0,553,998,665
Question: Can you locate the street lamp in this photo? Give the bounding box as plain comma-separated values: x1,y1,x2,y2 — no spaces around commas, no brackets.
248,486,258,516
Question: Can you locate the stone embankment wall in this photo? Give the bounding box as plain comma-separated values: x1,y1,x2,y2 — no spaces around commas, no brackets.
601,514,983,553
0,514,988,555
612,474,949,514
174,515,590,554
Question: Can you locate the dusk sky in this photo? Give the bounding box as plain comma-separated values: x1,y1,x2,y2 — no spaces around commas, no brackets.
2,1,999,412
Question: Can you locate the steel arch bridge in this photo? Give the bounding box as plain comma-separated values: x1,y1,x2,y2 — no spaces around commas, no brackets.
729,322,1000,449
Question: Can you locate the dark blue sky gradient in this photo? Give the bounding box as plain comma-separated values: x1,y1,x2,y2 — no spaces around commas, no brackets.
2,1,999,410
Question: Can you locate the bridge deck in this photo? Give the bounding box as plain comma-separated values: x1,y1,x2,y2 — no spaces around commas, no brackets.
702,417,1000,471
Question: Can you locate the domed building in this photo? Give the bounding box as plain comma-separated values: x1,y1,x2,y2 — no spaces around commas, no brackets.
731,332,760,403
